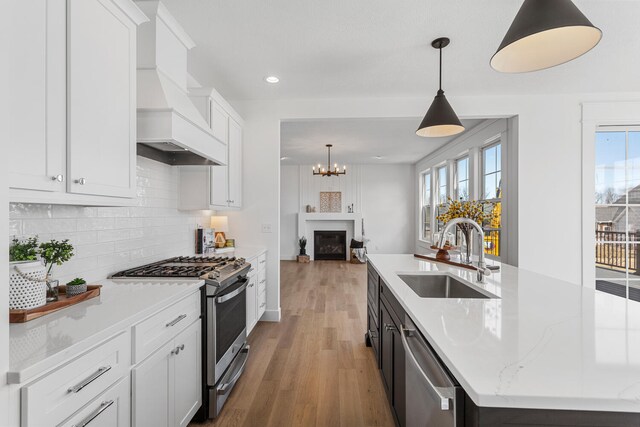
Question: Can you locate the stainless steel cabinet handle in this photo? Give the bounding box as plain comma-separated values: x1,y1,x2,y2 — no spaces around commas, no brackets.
72,400,115,427
171,344,185,355
368,329,377,338
51,174,64,182
75,178,87,185
68,366,112,393
259,260,266,264
249,283,254,287
400,326,451,411
166,314,187,328
384,323,397,332
259,279,266,284
259,302,266,308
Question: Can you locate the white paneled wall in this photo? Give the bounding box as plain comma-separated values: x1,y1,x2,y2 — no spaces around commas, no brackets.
9,157,211,285
280,164,415,259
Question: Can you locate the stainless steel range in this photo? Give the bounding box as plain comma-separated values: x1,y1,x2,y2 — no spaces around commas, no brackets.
111,255,251,419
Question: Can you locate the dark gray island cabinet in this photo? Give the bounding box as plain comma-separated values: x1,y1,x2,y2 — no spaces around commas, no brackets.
365,262,640,427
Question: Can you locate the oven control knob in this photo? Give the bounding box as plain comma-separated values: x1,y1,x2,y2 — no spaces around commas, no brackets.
210,271,220,279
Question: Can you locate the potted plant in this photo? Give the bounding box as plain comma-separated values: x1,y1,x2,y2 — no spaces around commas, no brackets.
299,236,307,256
65,278,87,297
9,237,47,310
39,239,74,302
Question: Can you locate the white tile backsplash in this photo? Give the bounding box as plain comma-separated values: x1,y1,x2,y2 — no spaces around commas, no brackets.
9,157,211,284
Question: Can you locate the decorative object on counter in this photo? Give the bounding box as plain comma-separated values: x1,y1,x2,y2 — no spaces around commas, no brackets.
350,239,366,264
39,239,74,301
319,191,342,213
305,205,316,213
299,236,307,256
491,0,601,73
416,37,464,138
430,242,456,261
312,144,346,177
436,198,497,264
225,238,235,248
196,227,216,254
65,278,87,296
9,285,102,323
414,253,478,271
211,216,229,248
9,237,47,310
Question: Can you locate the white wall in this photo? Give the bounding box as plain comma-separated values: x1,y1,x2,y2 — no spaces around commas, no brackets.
233,92,640,293
280,164,415,260
8,157,211,285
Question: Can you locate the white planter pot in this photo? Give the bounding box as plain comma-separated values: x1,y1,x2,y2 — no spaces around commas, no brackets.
9,261,47,310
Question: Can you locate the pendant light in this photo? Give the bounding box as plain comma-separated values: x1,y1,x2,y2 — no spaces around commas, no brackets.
313,144,346,177
416,37,464,138
491,0,602,73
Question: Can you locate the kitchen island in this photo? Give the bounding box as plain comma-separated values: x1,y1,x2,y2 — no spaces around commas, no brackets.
366,254,640,426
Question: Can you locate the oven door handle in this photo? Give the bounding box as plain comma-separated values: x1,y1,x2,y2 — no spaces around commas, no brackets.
216,281,248,304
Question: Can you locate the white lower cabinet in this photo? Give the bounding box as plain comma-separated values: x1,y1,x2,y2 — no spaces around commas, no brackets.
132,319,201,427
246,251,267,335
60,376,130,427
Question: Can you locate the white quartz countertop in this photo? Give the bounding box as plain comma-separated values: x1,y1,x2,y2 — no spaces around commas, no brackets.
228,246,267,260
367,254,640,413
9,279,203,384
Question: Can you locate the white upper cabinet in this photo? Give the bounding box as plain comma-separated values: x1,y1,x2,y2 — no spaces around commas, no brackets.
8,0,146,205
227,118,243,208
67,0,138,198
210,99,229,145
8,0,66,193
180,89,243,210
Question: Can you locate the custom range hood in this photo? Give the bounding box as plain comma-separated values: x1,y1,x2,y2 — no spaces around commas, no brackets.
135,1,225,166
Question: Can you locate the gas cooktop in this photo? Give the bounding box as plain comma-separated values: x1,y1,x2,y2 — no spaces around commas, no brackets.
110,255,249,284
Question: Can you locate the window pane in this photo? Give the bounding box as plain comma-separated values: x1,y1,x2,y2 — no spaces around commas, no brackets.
458,181,469,201
483,201,501,257
423,173,431,203
484,174,496,199
457,157,468,181
595,206,626,237
484,146,496,174
596,243,627,278
595,131,626,204
456,157,469,201
438,166,447,204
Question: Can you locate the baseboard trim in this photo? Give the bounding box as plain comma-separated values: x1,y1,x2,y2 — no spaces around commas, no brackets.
260,309,281,322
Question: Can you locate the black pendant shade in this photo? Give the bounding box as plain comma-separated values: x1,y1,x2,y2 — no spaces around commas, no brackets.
416,37,464,138
491,0,602,73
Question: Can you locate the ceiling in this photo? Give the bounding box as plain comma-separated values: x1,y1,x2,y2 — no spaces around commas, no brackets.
280,118,484,165
162,0,640,101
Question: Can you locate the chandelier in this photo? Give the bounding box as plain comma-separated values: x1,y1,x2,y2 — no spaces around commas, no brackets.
312,144,346,177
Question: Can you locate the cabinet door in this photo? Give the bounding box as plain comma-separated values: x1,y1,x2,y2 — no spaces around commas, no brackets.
8,0,66,192
246,275,258,334
209,99,229,145
210,164,229,207
174,321,202,427
67,0,136,198
60,377,130,427
132,340,174,427
380,303,394,402
227,119,243,208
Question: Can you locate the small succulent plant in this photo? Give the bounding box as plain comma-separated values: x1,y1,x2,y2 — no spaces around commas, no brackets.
66,278,86,286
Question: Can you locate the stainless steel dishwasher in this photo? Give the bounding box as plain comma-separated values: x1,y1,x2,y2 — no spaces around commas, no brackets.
400,315,464,427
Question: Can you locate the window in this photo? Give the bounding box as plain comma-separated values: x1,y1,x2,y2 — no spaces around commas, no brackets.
594,128,640,302
482,143,502,257
421,171,432,240
437,166,448,205
455,156,469,201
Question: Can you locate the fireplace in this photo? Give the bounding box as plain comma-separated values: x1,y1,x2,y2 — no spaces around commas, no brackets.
314,230,347,260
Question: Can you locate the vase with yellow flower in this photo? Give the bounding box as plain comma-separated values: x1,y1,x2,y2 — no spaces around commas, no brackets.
436,198,496,264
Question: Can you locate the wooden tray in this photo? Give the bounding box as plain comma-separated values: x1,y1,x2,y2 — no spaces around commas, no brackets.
10,285,102,323
414,254,478,271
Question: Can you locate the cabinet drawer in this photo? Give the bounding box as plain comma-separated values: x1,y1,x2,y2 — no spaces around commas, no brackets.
133,291,200,363
60,376,130,427
257,253,267,269
22,332,130,427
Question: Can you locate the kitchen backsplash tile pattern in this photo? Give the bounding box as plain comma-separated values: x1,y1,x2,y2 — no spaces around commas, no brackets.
9,157,212,284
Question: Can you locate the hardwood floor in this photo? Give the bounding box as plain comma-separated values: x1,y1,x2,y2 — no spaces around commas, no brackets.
194,260,395,427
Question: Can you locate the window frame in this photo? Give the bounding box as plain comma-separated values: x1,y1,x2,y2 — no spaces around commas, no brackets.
419,169,433,243
455,155,470,201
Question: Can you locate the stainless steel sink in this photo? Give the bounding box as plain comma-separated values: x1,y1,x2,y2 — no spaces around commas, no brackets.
398,274,497,299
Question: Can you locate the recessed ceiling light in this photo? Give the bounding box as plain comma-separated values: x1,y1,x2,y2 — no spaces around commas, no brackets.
264,76,280,84
373,156,383,160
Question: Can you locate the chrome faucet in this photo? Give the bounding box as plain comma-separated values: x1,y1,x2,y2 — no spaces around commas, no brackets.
437,217,491,283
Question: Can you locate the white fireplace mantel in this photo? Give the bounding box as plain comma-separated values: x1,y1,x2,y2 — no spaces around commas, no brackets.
297,212,363,260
